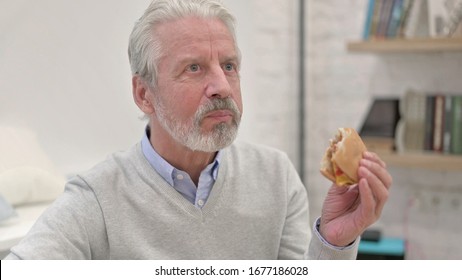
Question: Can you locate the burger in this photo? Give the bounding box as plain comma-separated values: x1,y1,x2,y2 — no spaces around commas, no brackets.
320,128,367,187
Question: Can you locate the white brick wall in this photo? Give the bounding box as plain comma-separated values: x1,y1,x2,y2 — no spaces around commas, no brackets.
230,0,462,259
380,167,462,259
306,0,462,259
231,0,300,167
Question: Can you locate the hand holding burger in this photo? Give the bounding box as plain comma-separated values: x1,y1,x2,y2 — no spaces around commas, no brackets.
317,127,392,247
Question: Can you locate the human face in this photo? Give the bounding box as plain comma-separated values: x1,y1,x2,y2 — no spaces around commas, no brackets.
151,17,243,152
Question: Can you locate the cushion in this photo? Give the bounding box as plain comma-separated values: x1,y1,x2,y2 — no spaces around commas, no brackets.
0,125,61,175
0,166,65,206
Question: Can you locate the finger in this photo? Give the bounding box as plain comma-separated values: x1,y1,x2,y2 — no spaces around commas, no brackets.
357,178,377,224
358,166,389,216
359,166,390,201
359,158,393,190
363,151,387,169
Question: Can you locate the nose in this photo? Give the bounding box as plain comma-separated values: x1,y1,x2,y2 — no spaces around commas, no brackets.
204,66,232,99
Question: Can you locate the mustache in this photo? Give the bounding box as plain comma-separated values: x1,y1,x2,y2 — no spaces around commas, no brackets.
195,98,241,121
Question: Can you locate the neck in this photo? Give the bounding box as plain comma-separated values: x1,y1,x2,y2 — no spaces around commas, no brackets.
149,123,217,186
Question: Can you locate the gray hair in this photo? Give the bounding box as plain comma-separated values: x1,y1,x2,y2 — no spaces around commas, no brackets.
128,0,239,88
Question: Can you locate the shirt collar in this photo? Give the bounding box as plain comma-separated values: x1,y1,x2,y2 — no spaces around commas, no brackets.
141,129,175,186
141,126,221,185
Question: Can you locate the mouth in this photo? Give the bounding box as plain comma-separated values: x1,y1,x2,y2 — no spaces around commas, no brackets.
204,110,234,122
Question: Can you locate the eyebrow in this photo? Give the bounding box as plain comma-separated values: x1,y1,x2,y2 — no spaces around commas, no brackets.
173,53,240,68
220,55,240,63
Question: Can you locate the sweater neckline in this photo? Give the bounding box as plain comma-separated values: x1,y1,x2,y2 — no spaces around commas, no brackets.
134,143,229,220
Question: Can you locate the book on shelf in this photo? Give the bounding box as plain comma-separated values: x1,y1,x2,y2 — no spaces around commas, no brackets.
368,0,384,39
395,89,462,155
363,0,377,39
363,0,424,39
423,95,435,151
365,0,398,39
395,89,426,152
443,95,453,153
397,0,415,37
386,0,405,38
360,0,462,39
432,94,445,152
403,0,429,38
377,0,396,38
451,95,462,154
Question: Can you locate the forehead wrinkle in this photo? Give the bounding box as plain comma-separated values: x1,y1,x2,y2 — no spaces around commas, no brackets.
205,20,214,60
193,18,235,62
157,17,237,68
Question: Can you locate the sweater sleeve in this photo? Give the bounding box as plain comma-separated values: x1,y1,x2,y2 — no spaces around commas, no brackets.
276,154,359,260
307,218,359,259
5,176,108,260
277,156,311,259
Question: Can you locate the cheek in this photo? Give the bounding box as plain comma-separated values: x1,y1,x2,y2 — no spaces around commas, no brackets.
158,81,198,114
172,88,204,118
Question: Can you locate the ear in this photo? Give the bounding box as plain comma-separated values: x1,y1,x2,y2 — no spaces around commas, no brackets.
132,76,155,115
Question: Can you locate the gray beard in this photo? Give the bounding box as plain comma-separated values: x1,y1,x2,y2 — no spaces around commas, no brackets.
154,97,241,152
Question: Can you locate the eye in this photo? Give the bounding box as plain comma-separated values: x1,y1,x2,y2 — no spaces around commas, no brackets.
187,64,200,72
223,63,235,72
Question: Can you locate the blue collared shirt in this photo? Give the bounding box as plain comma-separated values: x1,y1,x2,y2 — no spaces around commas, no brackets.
141,128,220,209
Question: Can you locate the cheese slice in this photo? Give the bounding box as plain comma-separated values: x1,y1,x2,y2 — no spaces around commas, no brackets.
333,162,355,186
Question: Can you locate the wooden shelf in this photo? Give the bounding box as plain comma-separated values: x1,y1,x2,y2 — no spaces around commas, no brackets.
347,38,462,171
347,37,462,53
376,151,462,171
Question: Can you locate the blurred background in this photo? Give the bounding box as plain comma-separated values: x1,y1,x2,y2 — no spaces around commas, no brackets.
1,0,462,259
